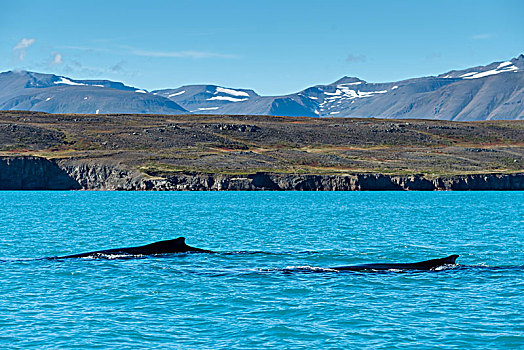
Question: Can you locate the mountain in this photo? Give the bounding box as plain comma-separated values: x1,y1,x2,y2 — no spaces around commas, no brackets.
295,55,523,121
0,71,187,115
1,55,522,120
153,85,258,112
152,84,319,117
157,55,523,120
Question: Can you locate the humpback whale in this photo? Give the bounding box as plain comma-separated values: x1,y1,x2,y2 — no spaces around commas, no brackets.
54,237,212,259
51,237,459,272
331,254,459,271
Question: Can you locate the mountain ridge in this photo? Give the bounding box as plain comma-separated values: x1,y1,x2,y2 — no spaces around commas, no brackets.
1,55,522,120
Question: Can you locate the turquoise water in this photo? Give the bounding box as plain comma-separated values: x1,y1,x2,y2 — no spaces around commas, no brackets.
0,191,523,349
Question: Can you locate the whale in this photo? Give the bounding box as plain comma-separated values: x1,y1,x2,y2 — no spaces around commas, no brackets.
331,254,459,271
53,237,212,259
50,237,459,272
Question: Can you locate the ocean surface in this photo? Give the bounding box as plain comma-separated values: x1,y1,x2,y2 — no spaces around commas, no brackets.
0,191,523,349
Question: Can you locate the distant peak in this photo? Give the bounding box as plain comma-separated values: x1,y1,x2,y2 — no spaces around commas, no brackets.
332,76,366,85
511,54,524,68
6,69,27,74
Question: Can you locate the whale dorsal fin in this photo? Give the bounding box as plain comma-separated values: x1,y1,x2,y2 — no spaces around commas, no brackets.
164,237,186,247
443,254,459,264
173,237,185,244
414,254,459,269
143,237,185,247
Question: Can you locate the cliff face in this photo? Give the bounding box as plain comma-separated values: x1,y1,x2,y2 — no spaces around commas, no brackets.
1,156,523,190
129,172,524,191
0,156,81,190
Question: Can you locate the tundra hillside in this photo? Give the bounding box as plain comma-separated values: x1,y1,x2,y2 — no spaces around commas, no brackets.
0,111,522,190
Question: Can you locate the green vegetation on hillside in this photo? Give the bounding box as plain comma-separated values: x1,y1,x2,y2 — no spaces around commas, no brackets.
0,111,522,176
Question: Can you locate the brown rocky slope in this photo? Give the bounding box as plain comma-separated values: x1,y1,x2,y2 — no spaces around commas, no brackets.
0,111,522,190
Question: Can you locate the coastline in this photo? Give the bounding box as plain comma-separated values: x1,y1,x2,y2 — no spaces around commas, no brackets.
1,112,522,190
1,156,522,191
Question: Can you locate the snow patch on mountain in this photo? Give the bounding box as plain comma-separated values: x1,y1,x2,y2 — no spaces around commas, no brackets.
215,87,250,97
324,85,389,99
53,77,109,88
168,90,185,98
462,64,518,79
208,96,248,102
338,82,362,86
54,77,86,86
442,60,520,80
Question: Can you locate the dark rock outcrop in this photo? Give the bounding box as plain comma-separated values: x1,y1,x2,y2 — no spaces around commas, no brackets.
148,172,524,191
0,156,81,190
1,156,523,190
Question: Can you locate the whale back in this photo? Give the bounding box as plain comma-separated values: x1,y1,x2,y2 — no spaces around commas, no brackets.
55,236,211,258
139,237,188,253
332,254,459,271
127,237,211,254
411,254,459,269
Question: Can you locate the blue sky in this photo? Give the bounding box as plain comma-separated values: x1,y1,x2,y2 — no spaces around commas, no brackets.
1,0,523,95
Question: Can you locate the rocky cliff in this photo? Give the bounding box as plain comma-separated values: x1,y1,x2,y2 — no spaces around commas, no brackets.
1,156,523,190
0,156,81,190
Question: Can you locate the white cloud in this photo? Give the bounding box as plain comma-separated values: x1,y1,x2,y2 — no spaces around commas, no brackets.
14,38,35,50
57,44,237,60
52,52,63,65
13,38,36,60
130,49,237,59
346,54,366,63
110,60,126,72
472,34,493,40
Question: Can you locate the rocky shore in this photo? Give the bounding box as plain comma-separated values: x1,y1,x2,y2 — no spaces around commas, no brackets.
1,156,522,191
